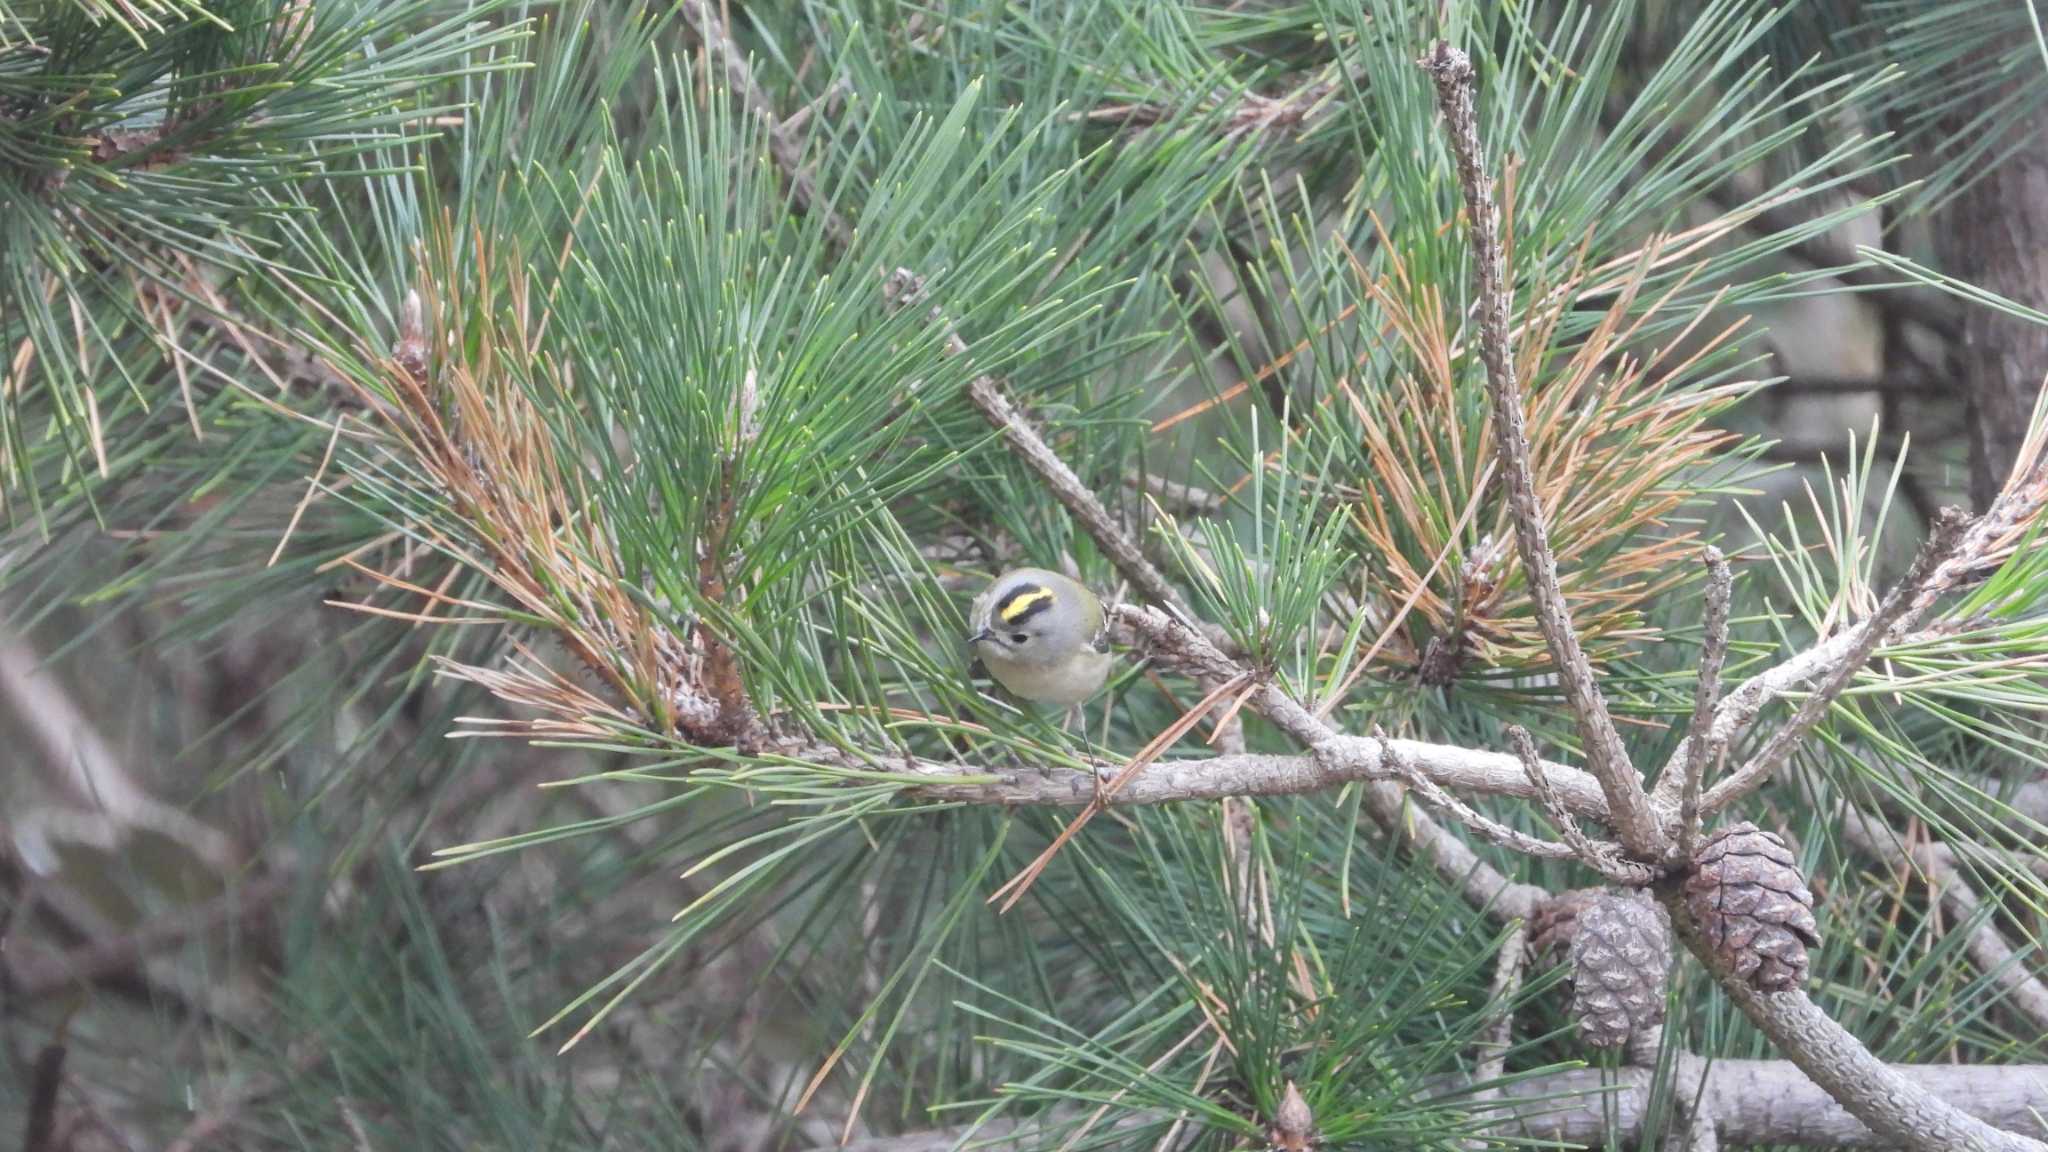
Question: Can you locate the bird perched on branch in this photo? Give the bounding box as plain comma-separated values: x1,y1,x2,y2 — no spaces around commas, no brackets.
968,567,1112,707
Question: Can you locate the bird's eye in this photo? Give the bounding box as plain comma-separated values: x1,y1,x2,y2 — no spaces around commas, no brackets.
1010,632,1029,644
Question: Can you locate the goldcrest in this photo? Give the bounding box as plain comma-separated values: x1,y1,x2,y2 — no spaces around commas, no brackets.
968,567,1112,706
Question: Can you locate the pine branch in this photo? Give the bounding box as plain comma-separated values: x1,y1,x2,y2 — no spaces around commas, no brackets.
1421,42,1665,862
1700,507,1971,816
1660,545,1732,861
883,269,1198,622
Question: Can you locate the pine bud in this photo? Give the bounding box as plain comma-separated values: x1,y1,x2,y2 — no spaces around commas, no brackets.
1269,1081,1314,1152
395,289,428,384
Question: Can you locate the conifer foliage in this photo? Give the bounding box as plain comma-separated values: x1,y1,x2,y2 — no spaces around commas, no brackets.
2,2,2047,1150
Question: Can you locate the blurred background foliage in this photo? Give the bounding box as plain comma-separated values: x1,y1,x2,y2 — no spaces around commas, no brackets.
0,1,2044,1149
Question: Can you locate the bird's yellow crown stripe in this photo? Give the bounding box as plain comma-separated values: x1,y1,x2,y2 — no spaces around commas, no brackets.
997,586,1054,623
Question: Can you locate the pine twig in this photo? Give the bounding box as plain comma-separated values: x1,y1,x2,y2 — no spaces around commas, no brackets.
1701,508,1972,816
1420,42,1664,861
1506,726,1657,886
883,269,1197,622
1379,729,1579,863
1660,545,1732,861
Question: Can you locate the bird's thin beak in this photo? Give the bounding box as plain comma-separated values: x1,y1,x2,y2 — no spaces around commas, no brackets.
967,629,993,646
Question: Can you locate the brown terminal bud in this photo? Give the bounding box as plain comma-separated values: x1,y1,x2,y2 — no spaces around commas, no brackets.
1269,1081,1314,1152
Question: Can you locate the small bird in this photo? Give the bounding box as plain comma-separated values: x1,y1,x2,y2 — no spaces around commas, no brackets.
968,567,1112,707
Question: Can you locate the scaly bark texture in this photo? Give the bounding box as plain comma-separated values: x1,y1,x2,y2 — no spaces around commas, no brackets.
1666,891,2048,1152
1420,42,1665,861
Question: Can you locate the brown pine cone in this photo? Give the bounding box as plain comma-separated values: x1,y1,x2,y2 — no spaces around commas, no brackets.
1567,893,1673,1048
1684,822,1820,991
1528,887,1605,968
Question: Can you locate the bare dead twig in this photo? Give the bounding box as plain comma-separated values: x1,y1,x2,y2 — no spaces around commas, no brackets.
1380,730,1579,863
1667,431,2048,793
1507,726,1658,886
1125,472,1228,517
678,0,853,251
0,637,238,872
23,1040,63,1152
1660,545,1732,861
1421,42,1664,862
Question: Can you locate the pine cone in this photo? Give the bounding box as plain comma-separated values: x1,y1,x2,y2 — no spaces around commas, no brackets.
1684,822,1820,991
1528,887,1605,968
1567,893,1672,1048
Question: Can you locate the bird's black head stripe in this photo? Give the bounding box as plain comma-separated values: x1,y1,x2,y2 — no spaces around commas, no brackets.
995,584,1056,627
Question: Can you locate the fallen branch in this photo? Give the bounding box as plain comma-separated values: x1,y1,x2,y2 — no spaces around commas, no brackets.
1838,803,2048,1033
1465,920,1528,1149
1481,1059,2048,1148
815,1059,2048,1151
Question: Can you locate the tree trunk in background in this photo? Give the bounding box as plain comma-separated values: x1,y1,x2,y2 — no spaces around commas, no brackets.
1938,87,2048,510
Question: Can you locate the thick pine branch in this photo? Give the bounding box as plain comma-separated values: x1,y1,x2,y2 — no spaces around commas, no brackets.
1668,892,2047,1152
1420,42,1666,862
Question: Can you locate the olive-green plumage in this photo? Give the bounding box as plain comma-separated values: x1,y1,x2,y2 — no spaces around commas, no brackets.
968,567,1111,706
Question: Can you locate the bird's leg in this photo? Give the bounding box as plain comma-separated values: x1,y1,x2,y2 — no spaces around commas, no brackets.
1062,703,1116,804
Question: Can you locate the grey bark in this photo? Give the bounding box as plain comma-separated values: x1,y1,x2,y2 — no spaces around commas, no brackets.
826,1062,2048,1151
